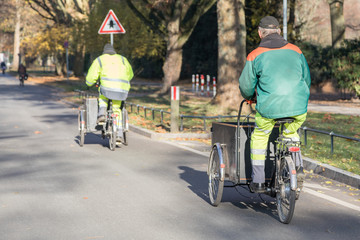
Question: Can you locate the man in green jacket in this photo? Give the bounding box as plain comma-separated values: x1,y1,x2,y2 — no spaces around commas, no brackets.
86,43,134,139
239,16,311,193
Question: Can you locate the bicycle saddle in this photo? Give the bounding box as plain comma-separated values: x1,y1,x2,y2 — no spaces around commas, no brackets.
274,117,295,124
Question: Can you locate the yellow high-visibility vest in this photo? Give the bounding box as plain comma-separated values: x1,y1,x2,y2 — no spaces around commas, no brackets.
86,54,134,100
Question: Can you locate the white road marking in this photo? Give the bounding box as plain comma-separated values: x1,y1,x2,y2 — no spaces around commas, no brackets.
162,139,360,212
161,140,209,157
303,187,360,212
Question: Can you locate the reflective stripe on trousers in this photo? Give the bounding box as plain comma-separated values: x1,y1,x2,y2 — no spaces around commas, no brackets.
98,94,123,127
251,112,307,182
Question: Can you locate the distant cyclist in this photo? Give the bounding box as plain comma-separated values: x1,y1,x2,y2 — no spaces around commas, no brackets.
18,63,27,86
1,61,6,74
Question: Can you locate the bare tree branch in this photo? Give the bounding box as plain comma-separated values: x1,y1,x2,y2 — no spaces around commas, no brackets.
125,0,166,37
346,24,360,31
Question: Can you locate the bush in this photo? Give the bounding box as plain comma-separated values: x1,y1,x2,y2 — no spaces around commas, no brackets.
331,40,360,98
297,42,333,86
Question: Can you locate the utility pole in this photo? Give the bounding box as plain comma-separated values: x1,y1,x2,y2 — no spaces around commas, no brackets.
283,0,287,40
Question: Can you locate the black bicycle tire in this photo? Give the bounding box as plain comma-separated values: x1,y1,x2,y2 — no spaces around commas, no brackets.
109,121,116,151
276,156,296,224
78,112,85,147
208,145,224,206
123,131,128,146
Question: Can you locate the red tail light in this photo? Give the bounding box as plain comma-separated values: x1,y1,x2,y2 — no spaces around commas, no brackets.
289,147,300,152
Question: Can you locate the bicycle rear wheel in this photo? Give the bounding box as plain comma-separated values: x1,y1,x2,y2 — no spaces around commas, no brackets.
122,108,129,146
276,156,296,224
78,110,85,147
208,144,224,206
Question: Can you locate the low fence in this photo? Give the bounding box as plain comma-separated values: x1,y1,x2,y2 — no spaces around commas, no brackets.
75,90,359,153
125,101,243,131
301,126,360,154
126,102,171,125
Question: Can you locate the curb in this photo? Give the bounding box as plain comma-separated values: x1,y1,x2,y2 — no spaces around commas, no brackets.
129,124,211,140
303,157,360,189
129,124,360,189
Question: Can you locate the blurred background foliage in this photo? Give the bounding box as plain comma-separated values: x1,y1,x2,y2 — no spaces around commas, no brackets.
1,0,360,98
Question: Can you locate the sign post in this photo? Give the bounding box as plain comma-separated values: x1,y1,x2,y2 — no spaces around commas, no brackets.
171,86,180,132
64,41,69,82
98,9,126,45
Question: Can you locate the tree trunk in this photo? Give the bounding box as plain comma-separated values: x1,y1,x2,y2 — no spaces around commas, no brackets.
73,45,86,77
12,0,21,71
215,0,246,109
328,0,345,48
160,18,183,94
54,53,66,76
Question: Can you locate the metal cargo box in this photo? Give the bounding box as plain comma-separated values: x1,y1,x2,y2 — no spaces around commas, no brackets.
85,98,98,132
211,122,278,184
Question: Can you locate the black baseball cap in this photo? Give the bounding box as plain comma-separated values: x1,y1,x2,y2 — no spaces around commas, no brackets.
259,16,280,29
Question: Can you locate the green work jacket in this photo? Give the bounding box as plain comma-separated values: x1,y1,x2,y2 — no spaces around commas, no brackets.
86,54,134,101
239,36,311,119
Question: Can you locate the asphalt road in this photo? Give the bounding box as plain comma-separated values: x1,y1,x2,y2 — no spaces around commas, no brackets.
0,74,359,240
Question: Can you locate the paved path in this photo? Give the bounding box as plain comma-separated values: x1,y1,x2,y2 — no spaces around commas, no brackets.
308,102,360,116
1,74,359,239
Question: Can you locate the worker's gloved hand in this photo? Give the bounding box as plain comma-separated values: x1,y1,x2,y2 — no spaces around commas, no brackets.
246,99,256,105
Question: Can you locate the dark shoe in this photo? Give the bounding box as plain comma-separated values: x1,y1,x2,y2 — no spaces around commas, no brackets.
249,182,266,193
97,115,105,124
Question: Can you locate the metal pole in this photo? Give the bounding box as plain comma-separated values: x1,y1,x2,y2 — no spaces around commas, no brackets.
110,33,114,46
66,47,69,82
303,127,308,146
330,132,334,154
283,0,288,40
180,117,183,132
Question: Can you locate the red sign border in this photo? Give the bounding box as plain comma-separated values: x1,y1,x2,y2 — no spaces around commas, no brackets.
98,10,126,34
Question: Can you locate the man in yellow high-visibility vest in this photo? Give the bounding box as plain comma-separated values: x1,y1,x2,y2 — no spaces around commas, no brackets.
86,43,134,140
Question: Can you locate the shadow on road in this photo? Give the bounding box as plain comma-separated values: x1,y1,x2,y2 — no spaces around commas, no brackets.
178,166,279,221
74,132,111,149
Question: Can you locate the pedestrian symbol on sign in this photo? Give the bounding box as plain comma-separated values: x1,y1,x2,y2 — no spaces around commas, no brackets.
109,20,114,29
98,9,126,34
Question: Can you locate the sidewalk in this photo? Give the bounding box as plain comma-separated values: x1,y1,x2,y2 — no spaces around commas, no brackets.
308,102,360,116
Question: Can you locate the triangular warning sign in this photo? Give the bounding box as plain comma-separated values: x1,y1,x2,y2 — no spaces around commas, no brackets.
98,10,126,34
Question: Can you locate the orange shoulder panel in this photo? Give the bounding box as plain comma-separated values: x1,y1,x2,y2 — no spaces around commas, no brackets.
246,47,272,61
281,43,302,54
246,43,303,61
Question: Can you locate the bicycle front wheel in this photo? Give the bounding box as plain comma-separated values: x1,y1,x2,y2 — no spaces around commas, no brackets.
78,110,85,147
108,121,116,151
276,156,296,224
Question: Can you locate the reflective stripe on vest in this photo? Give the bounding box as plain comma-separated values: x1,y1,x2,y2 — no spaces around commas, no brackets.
100,85,129,94
97,57,102,68
101,77,129,84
